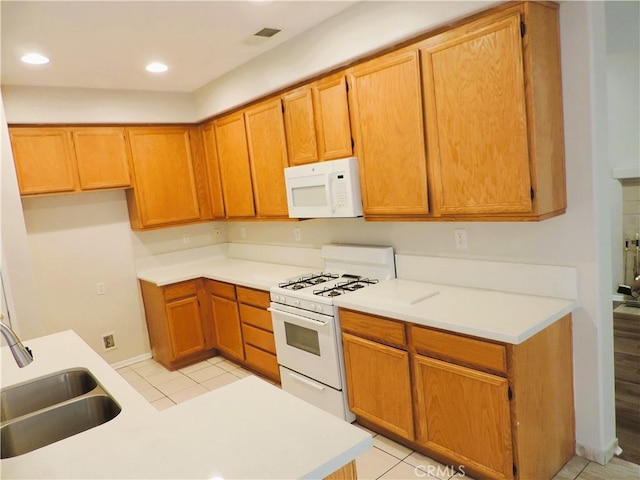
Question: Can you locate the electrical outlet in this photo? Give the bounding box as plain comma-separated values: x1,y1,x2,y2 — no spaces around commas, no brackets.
294,228,302,242
240,227,247,239
454,229,468,250
102,333,116,351
182,233,190,244
96,282,106,295
214,228,222,240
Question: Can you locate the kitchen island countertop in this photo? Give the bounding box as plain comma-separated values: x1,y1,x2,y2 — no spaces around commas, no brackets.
0,331,371,479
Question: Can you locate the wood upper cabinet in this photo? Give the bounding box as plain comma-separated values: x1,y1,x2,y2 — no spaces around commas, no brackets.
342,332,414,441
348,50,429,217
214,113,256,218
244,98,290,218
282,87,318,166
126,126,206,229
9,126,131,195
10,128,77,195
72,127,131,190
413,356,513,479
420,3,566,219
200,122,226,218
282,72,352,166
313,73,353,161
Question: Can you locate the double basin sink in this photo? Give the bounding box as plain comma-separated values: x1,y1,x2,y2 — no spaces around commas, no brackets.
1,368,121,459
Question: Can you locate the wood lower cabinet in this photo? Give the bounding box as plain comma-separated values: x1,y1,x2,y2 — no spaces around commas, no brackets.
9,126,131,195
348,50,429,217
342,333,414,441
339,308,575,480
140,279,214,370
207,280,244,361
238,286,280,382
420,2,565,220
413,356,513,479
126,126,210,229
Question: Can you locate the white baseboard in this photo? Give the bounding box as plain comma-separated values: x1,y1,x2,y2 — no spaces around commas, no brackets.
109,352,152,370
576,438,620,465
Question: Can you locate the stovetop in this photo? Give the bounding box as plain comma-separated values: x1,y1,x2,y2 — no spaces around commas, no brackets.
274,272,379,302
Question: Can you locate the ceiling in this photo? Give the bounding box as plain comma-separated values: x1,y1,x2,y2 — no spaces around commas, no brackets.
1,1,357,93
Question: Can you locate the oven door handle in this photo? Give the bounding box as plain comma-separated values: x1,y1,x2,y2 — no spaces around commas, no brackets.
287,371,326,391
267,308,328,327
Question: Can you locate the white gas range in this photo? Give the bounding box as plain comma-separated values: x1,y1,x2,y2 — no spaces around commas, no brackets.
269,245,395,422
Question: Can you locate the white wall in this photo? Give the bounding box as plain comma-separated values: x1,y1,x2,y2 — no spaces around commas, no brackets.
193,0,497,120
0,0,616,462
0,89,44,339
2,85,196,124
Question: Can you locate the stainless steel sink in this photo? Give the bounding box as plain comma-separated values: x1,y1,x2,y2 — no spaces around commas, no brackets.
0,369,121,459
1,395,121,459
1,369,98,421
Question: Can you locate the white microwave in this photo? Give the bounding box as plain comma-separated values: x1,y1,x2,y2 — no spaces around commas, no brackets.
284,157,363,218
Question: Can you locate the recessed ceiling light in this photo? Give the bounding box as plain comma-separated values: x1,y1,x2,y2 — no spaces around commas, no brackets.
21,53,50,65
145,62,168,73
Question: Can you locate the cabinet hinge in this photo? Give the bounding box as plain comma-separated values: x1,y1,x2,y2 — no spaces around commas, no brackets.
508,387,513,401
513,464,518,476
281,103,285,114
530,188,535,201
351,137,354,149
520,21,526,37
345,80,349,92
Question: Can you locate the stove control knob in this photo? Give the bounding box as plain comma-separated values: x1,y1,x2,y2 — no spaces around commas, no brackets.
293,299,300,307
274,295,280,302
309,303,316,311
316,305,323,313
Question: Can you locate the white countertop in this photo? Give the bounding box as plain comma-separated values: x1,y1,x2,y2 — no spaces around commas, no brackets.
1,331,371,479
333,278,577,344
137,257,313,290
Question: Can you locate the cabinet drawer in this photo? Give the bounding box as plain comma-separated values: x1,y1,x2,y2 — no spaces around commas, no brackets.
239,304,273,332
163,281,197,302
340,309,406,347
410,325,507,374
237,286,270,308
245,344,280,382
242,324,276,354
207,280,236,300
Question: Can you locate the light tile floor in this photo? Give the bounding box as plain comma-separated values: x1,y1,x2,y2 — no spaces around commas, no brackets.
117,358,640,480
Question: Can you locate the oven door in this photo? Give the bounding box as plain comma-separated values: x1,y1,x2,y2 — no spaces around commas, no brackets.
269,303,342,389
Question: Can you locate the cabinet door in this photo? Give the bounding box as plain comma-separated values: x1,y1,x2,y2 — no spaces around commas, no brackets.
348,50,429,216
214,113,256,218
421,13,532,215
283,87,318,166
313,73,353,161
413,355,513,479
127,127,201,227
72,127,131,190
9,127,77,195
342,333,414,440
211,295,244,360
200,123,226,218
166,296,205,360
245,98,290,217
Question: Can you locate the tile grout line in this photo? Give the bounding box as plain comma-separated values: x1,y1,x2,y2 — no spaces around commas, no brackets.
573,461,591,480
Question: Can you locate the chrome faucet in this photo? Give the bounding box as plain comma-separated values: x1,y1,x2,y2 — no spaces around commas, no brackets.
1,319,33,367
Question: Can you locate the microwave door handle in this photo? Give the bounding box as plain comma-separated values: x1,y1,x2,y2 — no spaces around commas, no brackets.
325,174,335,213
